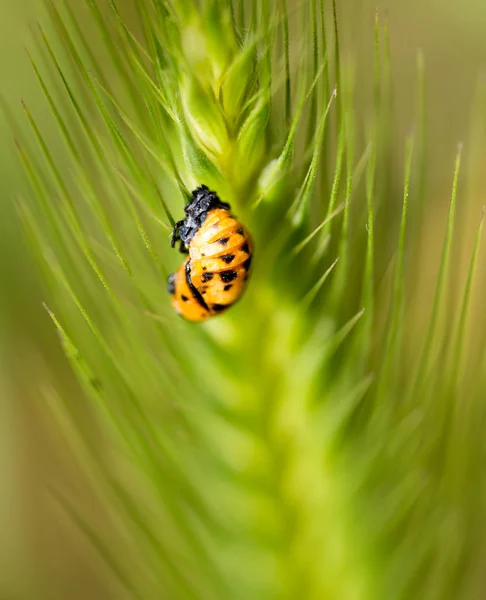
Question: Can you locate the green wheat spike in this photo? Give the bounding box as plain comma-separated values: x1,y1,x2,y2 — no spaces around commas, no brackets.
254,60,326,208
291,202,344,256
337,61,356,256
6,1,486,599
279,0,291,126
359,131,376,360
325,124,345,223
374,134,414,405
305,0,319,150
288,87,336,225
412,145,462,399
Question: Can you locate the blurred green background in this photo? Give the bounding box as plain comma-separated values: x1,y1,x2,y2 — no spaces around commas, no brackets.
2,0,486,598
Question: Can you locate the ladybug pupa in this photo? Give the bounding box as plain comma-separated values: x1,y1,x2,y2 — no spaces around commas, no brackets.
168,186,253,322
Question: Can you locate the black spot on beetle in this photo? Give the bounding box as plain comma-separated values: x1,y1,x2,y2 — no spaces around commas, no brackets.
216,237,230,246
202,266,207,270
202,252,206,257
185,261,209,311
223,284,233,291
237,228,244,235
212,303,228,312
220,270,237,282
243,256,252,271
181,295,188,302
202,272,214,282
241,242,250,254
221,254,235,264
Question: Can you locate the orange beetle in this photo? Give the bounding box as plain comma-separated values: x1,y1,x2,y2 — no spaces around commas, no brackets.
167,186,252,322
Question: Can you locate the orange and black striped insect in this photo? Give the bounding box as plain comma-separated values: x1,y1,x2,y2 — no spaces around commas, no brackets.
167,186,252,322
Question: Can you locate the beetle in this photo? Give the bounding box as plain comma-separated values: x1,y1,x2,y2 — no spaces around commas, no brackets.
168,185,252,322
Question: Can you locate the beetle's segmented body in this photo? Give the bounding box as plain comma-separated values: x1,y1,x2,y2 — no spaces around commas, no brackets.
168,186,252,322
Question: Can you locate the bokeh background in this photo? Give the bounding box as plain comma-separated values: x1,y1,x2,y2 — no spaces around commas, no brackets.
2,0,486,598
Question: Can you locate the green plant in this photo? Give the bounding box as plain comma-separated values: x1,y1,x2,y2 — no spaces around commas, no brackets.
7,0,486,598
